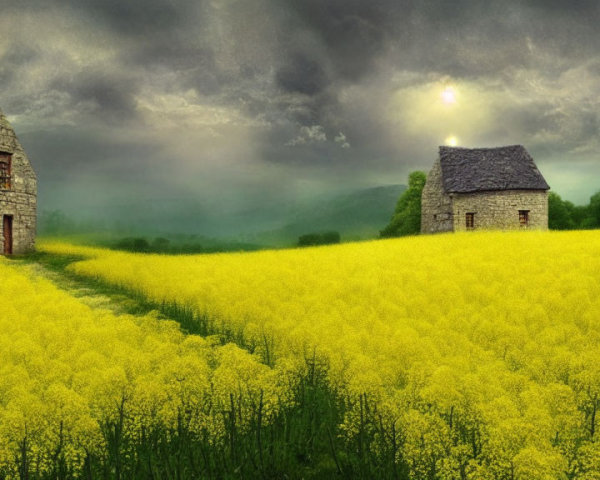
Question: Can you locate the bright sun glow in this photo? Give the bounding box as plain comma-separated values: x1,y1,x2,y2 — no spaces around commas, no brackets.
441,87,456,104
445,135,458,146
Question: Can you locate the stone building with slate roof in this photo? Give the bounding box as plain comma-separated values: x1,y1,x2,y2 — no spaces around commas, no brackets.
0,108,36,254
421,145,549,233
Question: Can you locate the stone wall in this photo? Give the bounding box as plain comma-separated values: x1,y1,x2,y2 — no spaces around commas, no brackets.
0,192,37,254
421,159,454,233
451,190,548,232
0,110,37,254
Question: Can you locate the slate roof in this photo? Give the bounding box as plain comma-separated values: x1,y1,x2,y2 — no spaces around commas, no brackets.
439,145,550,193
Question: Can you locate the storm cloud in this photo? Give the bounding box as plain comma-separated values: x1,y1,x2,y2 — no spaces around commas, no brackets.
1,0,600,231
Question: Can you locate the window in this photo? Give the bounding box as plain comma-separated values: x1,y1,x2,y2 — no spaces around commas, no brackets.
466,212,475,229
0,153,11,190
519,210,529,226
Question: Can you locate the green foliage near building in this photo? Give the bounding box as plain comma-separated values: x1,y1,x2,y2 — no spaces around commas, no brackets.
548,192,576,230
588,191,600,228
548,190,600,230
380,171,426,237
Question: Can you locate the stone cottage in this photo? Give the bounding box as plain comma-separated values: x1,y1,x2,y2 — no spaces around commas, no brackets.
0,108,37,254
421,145,549,233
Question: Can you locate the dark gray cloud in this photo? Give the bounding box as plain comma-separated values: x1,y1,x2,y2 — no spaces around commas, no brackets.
524,0,600,16
1,0,600,231
276,53,329,95
62,0,201,36
280,0,397,81
49,71,140,121
0,44,39,96
20,128,162,175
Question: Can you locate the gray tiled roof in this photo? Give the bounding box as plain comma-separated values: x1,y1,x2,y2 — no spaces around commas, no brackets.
439,145,550,193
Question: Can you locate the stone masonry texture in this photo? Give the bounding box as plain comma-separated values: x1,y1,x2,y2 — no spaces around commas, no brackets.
421,158,454,233
451,190,548,231
0,108,37,254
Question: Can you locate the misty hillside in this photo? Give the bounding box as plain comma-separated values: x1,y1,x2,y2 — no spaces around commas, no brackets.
249,184,406,244
39,184,406,245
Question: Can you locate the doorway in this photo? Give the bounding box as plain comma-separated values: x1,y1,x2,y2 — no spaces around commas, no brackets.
3,215,13,255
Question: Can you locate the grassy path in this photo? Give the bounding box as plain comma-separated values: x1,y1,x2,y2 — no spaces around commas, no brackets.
11,252,206,336
16,258,148,316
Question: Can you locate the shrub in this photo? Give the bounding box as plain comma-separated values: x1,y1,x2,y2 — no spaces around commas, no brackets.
298,231,341,247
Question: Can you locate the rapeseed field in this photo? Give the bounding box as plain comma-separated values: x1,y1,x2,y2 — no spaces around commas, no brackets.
0,259,289,478
32,230,600,478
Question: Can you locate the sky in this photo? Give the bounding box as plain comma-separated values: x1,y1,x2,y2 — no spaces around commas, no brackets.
2,0,600,233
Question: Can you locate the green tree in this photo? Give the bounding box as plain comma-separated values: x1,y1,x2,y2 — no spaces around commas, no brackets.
132,237,150,252
587,191,600,228
568,203,589,228
298,231,341,247
380,171,426,237
320,231,341,244
548,190,600,230
152,237,170,252
548,192,574,230
115,237,150,252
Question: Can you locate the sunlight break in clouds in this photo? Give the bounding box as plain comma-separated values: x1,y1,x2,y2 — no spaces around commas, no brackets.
441,86,457,105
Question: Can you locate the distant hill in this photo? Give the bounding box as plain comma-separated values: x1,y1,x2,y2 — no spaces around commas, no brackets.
39,184,406,246
251,184,406,244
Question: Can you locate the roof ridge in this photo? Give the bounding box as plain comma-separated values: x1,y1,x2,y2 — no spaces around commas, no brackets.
439,144,524,152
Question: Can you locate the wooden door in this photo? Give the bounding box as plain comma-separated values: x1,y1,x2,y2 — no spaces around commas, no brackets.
3,215,12,255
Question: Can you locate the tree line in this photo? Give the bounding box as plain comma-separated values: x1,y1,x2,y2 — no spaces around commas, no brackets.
548,191,600,230
381,171,600,236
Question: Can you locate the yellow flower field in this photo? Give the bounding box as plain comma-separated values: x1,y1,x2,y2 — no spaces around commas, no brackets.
39,231,600,479
0,259,287,478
